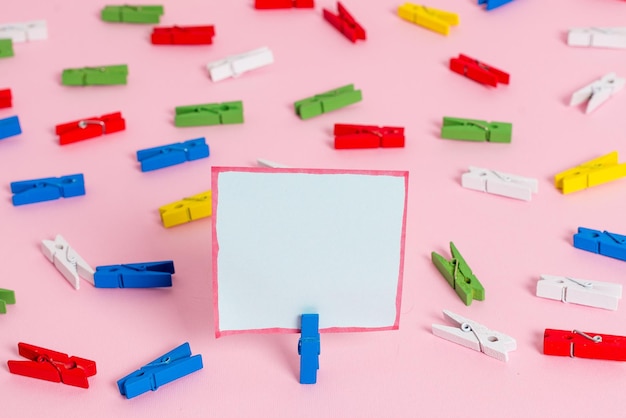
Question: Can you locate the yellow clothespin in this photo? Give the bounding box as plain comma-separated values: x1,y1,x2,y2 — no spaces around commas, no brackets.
555,151,626,194
159,190,211,228
397,3,459,36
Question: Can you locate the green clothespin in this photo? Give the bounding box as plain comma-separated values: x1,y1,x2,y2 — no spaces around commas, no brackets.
431,242,485,306
441,117,512,143
294,84,362,120
0,288,15,314
175,101,244,127
0,38,14,59
101,5,164,23
62,64,128,86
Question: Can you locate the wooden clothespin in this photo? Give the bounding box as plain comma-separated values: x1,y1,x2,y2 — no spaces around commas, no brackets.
554,151,626,194
536,274,622,310
431,242,485,305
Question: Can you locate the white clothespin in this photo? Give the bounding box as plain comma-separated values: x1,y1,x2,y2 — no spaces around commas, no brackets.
569,73,625,114
568,28,626,49
536,274,622,311
41,234,94,290
207,47,274,82
461,166,538,201
257,158,289,168
0,20,47,42
432,310,517,362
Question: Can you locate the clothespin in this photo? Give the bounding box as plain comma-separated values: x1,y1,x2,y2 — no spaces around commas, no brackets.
334,123,405,149
462,167,538,201
56,112,126,145
449,54,509,87
136,138,210,172
431,242,484,305
0,20,47,42
323,2,366,42
41,234,94,289
477,0,515,11
432,310,516,361
159,190,211,228
0,288,15,314
298,313,320,384
0,115,21,140
11,174,85,206
174,102,244,127
8,342,97,388
0,88,12,108
568,28,626,49
441,117,511,143
254,0,315,9
101,5,164,23
544,329,626,361
397,3,459,36
536,275,622,310
569,73,624,114
206,47,274,82
257,159,290,168
151,25,215,45
294,84,362,120
573,227,626,263
61,64,128,86
93,261,174,288
117,342,203,399
554,151,626,194
0,38,14,58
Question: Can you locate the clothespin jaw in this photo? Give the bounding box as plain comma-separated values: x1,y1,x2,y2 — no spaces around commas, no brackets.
569,73,625,114
441,117,511,143
151,25,215,45
206,47,274,82
573,227,626,262
536,274,622,310
477,0,516,11
254,0,315,9
41,234,94,289
136,138,210,172
449,54,509,87
174,102,244,127
0,115,22,140
101,5,164,23
159,190,211,228
397,3,459,36
333,124,405,149
93,261,175,288
554,151,626,194
298,313,320,384
461,166,538,201
0,288,15,314
61,65,129,86
568,28,626,49
0,38,14,58
431,242,484,305
8,342,97,388
0,88,12,108
56,112,126,145
11,174,86,206
544,329,626,361
117,342,203,399
294,84,362,120
323,2,366,42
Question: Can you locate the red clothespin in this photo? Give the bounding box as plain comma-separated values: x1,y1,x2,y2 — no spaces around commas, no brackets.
151,25,215,45
449,54,509,87
334,124,405,149
55,111,126,145
544,329,626,361
254,0,314,9
323,2,366,42
0,89,12,108
7,342,97,388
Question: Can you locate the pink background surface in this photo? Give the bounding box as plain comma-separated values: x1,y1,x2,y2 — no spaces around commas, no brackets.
2,0,626,416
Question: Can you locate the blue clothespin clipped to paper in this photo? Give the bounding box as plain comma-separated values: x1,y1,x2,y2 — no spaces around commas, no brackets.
574,227,626,262
0,115,22,140
478,0,516,10
298,313,320,384
10,174,85,206
117,342,203,399
93,261,174,288
136,137,209,172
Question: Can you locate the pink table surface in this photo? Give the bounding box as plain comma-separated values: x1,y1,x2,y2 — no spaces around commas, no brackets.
2,0,626,416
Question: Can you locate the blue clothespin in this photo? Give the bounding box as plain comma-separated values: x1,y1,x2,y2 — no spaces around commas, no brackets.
574,227,626,262
136,137,209,172
10,174,85,206
478,0,516,10
298,313,320,384
0,115,22,140
117,342,203,399
93,261,175,288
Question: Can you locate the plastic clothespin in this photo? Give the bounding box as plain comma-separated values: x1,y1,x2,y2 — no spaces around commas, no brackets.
298,313,320,384
544,329,626,361
462,167,538,201
569,73,624,114
0,20,47,42
257,159,290,168
294,84,362,120
206,47,274,82
536,275,622,310
0,88,12,108
101,5,164,23
568,28,626,49
441,117,511,143
136,137,209,172
159,190,211,228
8,342,97,388
41,234,94,289
449,54,509,87
477,0,515,11
573,227,626,263
254,0,315,9
431,242,484,305
0,115,21,140
151,25,215,45
323,2,366,42
0,38,14,58
432,310,517,362
11,174,85,206
397,3,459,36
61,65,128,86
117,342,203,399
554,151,626,194
174,102,244,127
55,112,126,145
0,288,15,314
93,261,174,288
333,123,405,149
